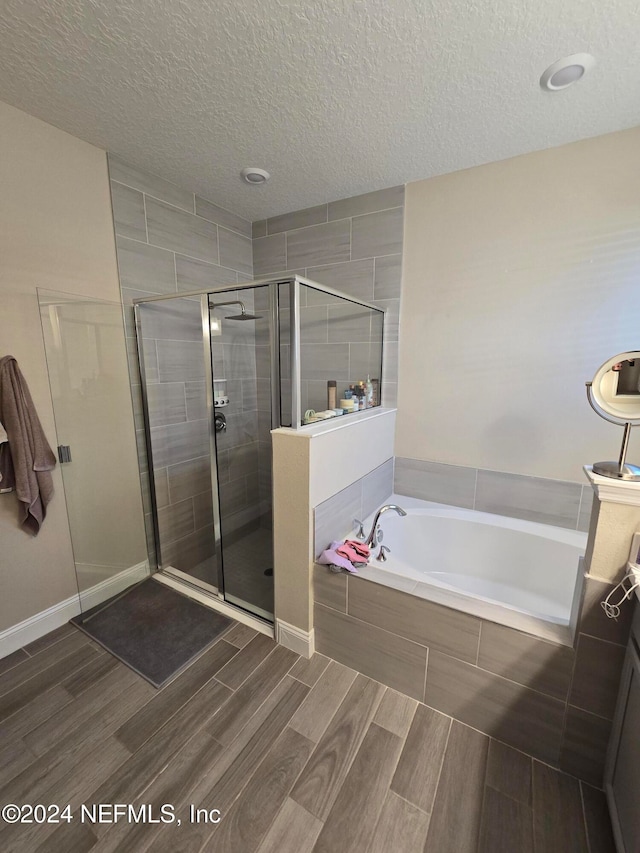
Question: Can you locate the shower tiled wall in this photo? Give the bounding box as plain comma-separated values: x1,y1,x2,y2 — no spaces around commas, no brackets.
108,155,254,569
252,185,404,409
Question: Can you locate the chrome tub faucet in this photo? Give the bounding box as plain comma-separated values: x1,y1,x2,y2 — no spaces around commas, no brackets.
364,504,407,547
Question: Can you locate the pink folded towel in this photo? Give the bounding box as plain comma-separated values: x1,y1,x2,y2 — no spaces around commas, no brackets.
336,541,371,564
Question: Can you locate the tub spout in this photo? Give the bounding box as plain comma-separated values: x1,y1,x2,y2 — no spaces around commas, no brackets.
364,504,407,547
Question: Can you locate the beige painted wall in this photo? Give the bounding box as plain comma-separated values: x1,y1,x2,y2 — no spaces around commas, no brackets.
397,127,640,483
0,100,145,631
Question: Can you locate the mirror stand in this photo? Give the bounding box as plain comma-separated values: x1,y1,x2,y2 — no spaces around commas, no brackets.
586,382,640,481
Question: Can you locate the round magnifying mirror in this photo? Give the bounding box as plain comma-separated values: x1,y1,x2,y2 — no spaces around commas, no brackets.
587,351,640,480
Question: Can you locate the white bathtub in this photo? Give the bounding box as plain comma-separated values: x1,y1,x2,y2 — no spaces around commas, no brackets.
360,495,587,643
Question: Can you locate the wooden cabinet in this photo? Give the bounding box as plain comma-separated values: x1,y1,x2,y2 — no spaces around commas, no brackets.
606,608,640,853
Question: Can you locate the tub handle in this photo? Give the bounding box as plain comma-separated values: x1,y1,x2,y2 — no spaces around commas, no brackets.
376,545,390,562
353,519,365,540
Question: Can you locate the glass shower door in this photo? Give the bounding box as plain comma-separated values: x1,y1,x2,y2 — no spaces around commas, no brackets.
38,289,148,612
210,284,274,621
135,295,220,590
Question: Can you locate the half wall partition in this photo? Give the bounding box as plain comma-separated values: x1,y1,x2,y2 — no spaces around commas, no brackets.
135,276,384,624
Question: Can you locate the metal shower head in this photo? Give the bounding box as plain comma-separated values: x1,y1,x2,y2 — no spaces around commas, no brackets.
208,299,263,321
225,312,262,321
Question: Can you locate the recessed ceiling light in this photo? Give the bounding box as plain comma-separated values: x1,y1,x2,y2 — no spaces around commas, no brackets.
540,54,595,91
240,167,270,185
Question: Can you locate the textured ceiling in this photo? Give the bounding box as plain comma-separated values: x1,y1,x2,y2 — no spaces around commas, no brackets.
1,0,639,219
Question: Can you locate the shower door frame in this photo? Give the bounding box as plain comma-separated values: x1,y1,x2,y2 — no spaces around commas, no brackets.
134,276,385,615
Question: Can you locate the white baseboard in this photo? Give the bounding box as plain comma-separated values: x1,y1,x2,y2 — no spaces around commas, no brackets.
79,561,149,611
276,619,315,658
0,560,149,660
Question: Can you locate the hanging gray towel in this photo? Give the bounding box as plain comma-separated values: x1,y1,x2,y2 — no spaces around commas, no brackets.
0,356,56,534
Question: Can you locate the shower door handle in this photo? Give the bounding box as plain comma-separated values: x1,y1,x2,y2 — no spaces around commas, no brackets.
57,445,72,463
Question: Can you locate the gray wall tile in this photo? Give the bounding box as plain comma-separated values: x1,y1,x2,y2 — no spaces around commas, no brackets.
176,255,238,291
313,565,347,612
577,487,594,532
382,341,398,386
184,382,206,422
219,476,248,516
578,575,635,645
475,469,582,529
153,467,170,509
327,303,374,343
328,186,404,221
268,204,327,235
348,576,480,663
351,207,403,260
115,236,176,294
252,219,267,239
137,338,158,384
395,457,476,508
145,382,187,427
111,182,146,241
374,254,403,300
478,622,574,701
300,306,329,344
193,489,214,530
361,458,394,519
305,259,375,304
314,604,427,701
568,634,626,719
425,651,565,764
301,343,349,381
149,418,209,469
163,526,215,571
146,197,218,264
141,299,203,343
109,155,194,212
195,196,251,237
167,455,214,503
157,497,195,543
381,381,397,408
156,340,205,383
253,234,286,276
219,226,253,276
287,220,351,269
375,298,400,342
228,442,259,480
314,480,362,556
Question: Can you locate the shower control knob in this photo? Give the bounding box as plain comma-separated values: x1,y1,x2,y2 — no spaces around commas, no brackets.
214,413,227,433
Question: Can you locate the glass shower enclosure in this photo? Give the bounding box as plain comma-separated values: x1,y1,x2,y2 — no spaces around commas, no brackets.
135,276,384,624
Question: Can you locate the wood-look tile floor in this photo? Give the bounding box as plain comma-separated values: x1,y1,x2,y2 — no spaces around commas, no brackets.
0,621,616,853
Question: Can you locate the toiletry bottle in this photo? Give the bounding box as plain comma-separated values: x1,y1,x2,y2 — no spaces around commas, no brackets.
327,380,337,410
365,375,373,408
372,378,380,407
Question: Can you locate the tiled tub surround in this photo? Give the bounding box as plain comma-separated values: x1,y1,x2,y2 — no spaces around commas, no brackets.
313,564,632,786
109,155,254,568
252,185,403,409
313,458,395,558
395,457,593,533
349,495,587,645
